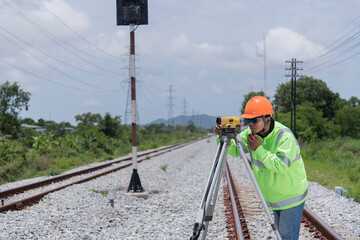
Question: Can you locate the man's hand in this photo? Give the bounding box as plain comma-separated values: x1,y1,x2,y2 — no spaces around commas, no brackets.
247,134,261,151
214,125,222,135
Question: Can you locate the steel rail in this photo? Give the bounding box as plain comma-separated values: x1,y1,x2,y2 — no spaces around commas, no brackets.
224,162,245,240
0,140,197,199
302,206,344,240
0,138,201,213
233,155,344,240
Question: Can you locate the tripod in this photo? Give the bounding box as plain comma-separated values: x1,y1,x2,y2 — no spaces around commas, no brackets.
190,131,282,240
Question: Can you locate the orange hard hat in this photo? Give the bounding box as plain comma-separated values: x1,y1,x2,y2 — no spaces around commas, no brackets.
240,96,274,119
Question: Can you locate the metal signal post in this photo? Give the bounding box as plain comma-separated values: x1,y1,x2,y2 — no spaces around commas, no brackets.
116,0,148,198
126,23,145,193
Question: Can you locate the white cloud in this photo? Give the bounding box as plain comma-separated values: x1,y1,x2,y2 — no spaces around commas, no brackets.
197,69,209,80
256,27,325,63
97,30,128,56
0,0,90,44
166,33,243,69
81,99,102,107
4,69,41,92
211,85,224,95
39,0,89,34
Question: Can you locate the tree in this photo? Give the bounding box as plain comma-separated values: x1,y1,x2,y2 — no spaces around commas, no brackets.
240,91,266,114
0,81,31,137
98,113,122,138
20,118,36,125
335,105,360,138
75,112,102,131
37,118,46,126
275,76,346,119
348,96,360,107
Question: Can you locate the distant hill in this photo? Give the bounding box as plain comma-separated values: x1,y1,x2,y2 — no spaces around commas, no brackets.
146,114,218,129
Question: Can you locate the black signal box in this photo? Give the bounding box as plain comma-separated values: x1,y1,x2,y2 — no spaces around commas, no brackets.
116,0,148,25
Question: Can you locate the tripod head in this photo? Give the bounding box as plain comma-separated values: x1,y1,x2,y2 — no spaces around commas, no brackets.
216,116,241,140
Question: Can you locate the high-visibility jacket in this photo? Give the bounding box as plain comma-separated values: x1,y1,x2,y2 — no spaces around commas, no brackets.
227,120,308,210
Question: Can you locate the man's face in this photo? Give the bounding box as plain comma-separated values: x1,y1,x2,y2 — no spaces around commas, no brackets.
247,117,265,134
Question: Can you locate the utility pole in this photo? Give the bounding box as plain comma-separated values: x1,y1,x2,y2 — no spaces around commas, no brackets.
285,58,303,137
117,0,148,199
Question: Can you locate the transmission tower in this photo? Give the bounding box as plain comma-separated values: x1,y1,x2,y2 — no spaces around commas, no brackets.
183,98,187,125
167,85,175,127
285,58,303,137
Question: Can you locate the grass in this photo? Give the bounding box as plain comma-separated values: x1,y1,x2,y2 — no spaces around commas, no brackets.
160,164,168,172
302,137,360,202
89,188,108,197
0,132,207,185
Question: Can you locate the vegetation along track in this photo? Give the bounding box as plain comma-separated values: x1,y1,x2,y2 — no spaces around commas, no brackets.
223,161,345,240
0,138,203,213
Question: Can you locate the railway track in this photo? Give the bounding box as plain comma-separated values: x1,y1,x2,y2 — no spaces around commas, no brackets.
223,159,348,240
0,139,201,213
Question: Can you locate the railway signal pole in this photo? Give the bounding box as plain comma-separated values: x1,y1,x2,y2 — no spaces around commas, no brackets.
116,0,148,199
285,58,303,137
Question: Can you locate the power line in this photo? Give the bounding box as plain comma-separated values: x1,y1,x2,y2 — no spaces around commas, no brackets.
0,26,120,77
0,59,111,93
4,0,121,75
0,30,116,92
38,1,121,61
303,16,360,73
305,17,360,63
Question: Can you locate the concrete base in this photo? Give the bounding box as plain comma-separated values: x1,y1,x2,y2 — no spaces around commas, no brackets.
125,191,149,200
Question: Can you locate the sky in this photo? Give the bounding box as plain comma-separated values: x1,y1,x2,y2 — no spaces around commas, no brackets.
1,0,360,126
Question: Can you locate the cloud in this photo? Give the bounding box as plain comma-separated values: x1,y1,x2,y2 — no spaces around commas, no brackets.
197,69,209,80
165,33,245,69
97,30,129,56
0,0,90,44
256,27,325,63
211,85,224,95
39,0,89,35
81,99,102,107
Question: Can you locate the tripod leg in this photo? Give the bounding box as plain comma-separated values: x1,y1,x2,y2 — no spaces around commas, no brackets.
191,136,230,240
235,140,282,240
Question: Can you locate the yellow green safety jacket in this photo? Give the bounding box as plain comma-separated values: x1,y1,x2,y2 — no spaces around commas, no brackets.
227,120,308,210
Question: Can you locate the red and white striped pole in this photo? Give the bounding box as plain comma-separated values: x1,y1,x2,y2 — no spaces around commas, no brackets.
127,24,147,198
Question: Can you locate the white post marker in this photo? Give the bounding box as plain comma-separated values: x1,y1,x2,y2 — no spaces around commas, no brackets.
125,23,148,200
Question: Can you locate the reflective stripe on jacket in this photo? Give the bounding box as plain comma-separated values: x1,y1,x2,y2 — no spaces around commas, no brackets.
227,120,308,210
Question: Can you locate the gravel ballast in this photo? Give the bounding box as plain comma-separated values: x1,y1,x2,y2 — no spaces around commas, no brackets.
1,137,359,239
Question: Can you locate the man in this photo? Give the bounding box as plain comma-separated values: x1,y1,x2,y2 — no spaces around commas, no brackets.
214,96,308,240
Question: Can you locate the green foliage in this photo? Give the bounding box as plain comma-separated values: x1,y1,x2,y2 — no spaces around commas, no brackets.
334,105,360,138
0,115,206,185
0,136,29,182
348,96,360,107
75,112,102,131
0,113,20,138
275,76,346,119
278,103,340,141
20,117,36,125
89,188,108,197
98,112,124,138
302,138,360,201
0,81,30,137
160,164,168,172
